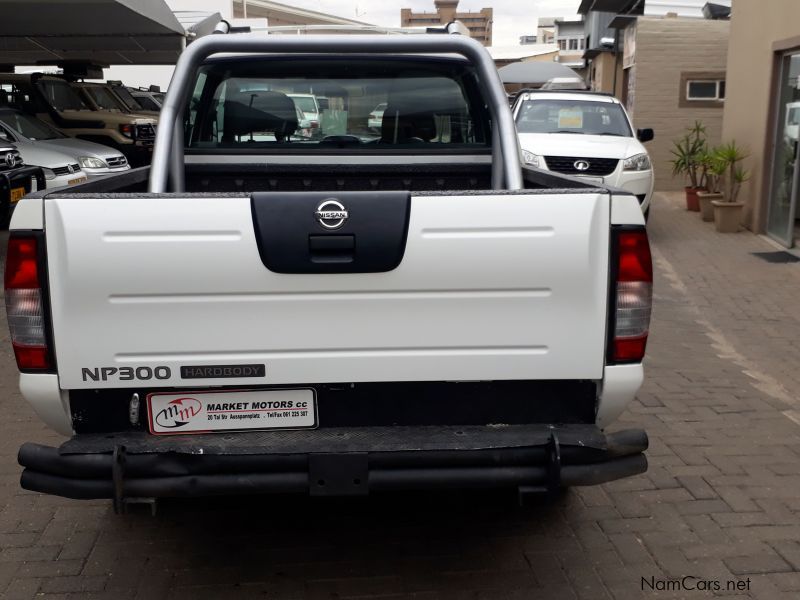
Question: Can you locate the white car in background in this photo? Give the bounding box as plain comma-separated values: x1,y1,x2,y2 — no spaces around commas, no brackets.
0,108,130,180
288,93,320,133
513,91,655,219
368,102,387,131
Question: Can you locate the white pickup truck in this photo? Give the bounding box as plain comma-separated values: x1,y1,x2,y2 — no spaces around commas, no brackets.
9,32,652,507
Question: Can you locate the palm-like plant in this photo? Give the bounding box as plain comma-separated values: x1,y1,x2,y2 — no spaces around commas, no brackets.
714,141,749,203
670,122,708,189
700,148,726,194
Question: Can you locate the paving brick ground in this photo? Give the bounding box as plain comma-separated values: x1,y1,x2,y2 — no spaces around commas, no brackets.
1,191,800,599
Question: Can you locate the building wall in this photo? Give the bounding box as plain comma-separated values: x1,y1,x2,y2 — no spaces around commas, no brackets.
589,52,624,98
722,0,800,233
401,1,493,46
627,16,730,190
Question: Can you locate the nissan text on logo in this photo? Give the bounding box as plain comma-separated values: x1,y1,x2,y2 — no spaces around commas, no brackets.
154,397,202,429
574,160,591,172
314,199,349,230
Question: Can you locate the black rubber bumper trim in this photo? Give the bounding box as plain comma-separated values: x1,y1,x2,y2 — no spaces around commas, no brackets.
18,427,648,499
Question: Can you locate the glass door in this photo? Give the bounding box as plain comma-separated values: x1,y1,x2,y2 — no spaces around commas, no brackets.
768,53,800,247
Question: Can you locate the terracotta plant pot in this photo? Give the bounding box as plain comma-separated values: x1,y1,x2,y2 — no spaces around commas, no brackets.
712,200,744,233
697,191,722,222
684,187,702,211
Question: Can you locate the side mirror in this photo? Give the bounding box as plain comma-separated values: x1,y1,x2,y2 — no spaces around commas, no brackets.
637,128,654,143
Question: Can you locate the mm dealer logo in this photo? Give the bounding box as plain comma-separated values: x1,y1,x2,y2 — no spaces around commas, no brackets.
154,397,202,429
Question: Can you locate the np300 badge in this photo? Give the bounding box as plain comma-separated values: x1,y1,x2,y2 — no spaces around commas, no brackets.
315,199,349,230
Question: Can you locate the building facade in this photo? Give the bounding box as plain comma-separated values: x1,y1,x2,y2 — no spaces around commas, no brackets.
722,0,800,247
581,8,623,97
554,18,587,72
400,1,493,46
619,15,730,190
536,17,557,45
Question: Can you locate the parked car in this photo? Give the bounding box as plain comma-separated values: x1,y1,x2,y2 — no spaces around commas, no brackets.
130,88,165,112
11,33,652,504
0,143,44,226
368,102,387,131
0,73,157,167
73,82,160,120
540,77,589,91
513,91,655,219
294,105,312,138
287,93,320,132
0,137,86,189
0,108,130,178
106,81,160,117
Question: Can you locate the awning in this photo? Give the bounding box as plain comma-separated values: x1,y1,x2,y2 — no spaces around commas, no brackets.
0,0,204,66
498,62,580,85
578,0,645,15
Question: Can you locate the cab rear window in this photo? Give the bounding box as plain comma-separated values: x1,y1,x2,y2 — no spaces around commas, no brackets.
185,57,491,151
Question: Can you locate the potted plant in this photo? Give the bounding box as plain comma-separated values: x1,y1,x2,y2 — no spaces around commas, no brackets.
670,121,707,211
711,141,749,233
697,149,725,222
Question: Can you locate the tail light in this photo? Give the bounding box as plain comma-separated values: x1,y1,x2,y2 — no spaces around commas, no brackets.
5,235,52,371
611,229,653,363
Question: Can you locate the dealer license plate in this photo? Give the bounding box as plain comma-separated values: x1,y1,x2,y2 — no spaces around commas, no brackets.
10,187,24,204
147,389,316,435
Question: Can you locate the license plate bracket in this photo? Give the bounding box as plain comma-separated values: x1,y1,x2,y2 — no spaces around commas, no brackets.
309,453,369,496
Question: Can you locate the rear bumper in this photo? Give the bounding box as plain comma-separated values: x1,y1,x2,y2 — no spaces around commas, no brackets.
18,425,648,500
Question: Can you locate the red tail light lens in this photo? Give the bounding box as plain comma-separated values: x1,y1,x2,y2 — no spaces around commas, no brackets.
5,235,51,371
612,230,653,363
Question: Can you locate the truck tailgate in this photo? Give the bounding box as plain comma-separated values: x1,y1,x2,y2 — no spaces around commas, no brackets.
44,192,610,390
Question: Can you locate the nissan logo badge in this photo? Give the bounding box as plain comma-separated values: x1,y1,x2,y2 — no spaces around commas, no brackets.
315,199,349,230
574,160,591,172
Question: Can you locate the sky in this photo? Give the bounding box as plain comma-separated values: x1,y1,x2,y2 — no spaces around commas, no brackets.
292,0,582,46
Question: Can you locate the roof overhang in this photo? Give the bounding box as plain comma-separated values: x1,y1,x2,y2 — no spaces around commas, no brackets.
237,0,372,27
609,15,638,28
578,0,645,15
0,0,192,66
583,47,615,59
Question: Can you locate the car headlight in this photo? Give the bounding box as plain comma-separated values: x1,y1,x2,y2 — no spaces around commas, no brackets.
78,156,107,169
623,153,651,171
522,150,542,167
41,167,55,180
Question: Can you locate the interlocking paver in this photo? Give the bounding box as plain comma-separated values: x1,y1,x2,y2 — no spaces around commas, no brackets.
0,192,799,599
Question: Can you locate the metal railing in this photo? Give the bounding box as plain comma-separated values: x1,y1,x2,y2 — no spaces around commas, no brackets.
149,33,523,193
